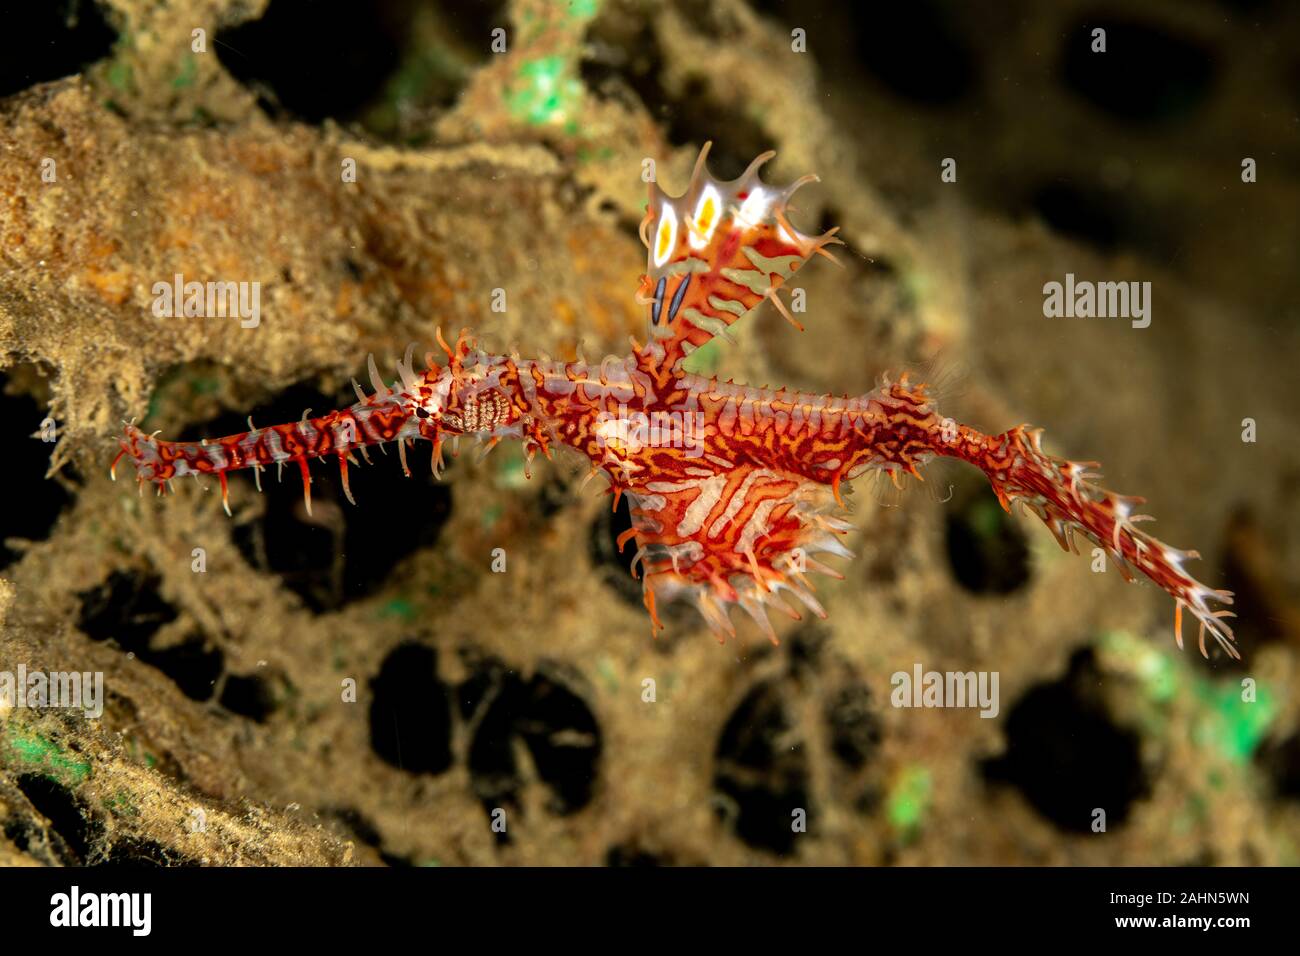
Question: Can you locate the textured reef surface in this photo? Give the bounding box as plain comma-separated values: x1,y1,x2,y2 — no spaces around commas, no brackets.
1,0,1298,865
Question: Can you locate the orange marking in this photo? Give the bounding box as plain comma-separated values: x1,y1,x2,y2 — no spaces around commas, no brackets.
296,456,313,515
644,588,662,636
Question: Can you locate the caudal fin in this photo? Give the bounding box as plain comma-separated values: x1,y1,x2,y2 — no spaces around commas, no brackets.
944,422,1237,659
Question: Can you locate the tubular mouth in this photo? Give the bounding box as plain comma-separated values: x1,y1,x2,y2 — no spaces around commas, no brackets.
113,422,238,484
108,344,457,517
110,394,439,515
112,423,178,483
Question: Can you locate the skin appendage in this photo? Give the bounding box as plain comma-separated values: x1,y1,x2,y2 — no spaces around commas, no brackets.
112,145,1237,659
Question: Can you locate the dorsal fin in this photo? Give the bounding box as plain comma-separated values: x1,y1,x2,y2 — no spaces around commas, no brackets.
637,142,842,375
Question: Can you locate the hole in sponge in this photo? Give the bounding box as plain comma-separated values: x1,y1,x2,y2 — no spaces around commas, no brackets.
945,480,1032,595
713,681,811,855
0,0,117,99
369,642,454,776
982,649,1150,832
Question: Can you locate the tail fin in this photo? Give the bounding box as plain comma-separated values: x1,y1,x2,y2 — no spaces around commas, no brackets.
944,422,1237,659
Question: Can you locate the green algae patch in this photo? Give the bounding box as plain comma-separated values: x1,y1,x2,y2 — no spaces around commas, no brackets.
506,56,584,127
887,765,932,838
3,725,92,785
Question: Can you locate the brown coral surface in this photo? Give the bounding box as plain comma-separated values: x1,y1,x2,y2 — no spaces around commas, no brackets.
1,0,1297,866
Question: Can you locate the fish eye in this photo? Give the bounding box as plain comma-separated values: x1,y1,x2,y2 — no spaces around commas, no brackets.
415,407,430,419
